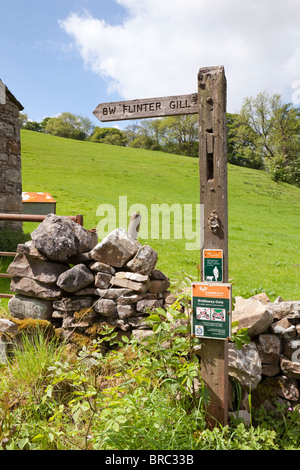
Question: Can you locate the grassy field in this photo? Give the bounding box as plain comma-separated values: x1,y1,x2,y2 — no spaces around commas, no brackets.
1,129,300,302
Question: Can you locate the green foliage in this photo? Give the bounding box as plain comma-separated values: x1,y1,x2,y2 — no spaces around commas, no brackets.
1,303,300,450
0,256,14,297
235,92,300,186
0,228,30,252
0,330,67,450
20,112,94,141
20,89,300,185
0,230,31,297
231,321,250,350
90,127,127,146
23,121,42,132
44,112,94,140
20,129,300,300
126,115,199,157
127,119,164,151
227,113,264,169
160,115,199,157
6,330,61,388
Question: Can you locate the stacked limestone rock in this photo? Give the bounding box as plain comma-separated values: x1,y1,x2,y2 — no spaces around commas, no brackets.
7,214,170,343
228,293,300,415
5,213,300,413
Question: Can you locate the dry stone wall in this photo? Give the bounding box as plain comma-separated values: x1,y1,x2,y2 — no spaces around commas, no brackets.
3,213,300,414
228,293,300,415
0,80,23,231
7,214,171,343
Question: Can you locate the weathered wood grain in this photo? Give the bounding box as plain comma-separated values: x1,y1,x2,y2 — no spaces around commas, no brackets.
93,94,198,122
198,65,229,428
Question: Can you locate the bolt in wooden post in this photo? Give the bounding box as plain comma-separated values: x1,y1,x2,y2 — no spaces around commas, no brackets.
198,66,229,428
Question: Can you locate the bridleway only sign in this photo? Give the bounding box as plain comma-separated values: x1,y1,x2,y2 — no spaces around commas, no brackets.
192,283,232,340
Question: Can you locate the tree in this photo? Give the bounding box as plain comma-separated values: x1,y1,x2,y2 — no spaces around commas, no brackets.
40,117,51,131
269,99,300,185
44,113,94,140
236,92,300,185
44,116,73,138
19,113,29,128
160,115,199,157
90,127,127,146
19,113,42,132
128,119,163,150
127,115,199,157
23,121,42,132
124,120,140,145
227,113,264,169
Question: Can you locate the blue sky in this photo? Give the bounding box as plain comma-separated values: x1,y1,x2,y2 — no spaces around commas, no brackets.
1,0,300,129
1,0,126,125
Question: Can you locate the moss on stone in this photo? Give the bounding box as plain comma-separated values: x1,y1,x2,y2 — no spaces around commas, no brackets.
73,308,93,321
68,332,91,349
14,317,53,332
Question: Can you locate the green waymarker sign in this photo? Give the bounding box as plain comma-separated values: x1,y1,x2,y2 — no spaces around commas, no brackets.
203,249,223,282
192,283,232,340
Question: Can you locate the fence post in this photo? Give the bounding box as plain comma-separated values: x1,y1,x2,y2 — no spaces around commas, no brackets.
75,214,84,226
128,212,142,239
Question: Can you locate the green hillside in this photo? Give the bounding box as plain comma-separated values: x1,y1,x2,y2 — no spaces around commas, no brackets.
17,129,300,300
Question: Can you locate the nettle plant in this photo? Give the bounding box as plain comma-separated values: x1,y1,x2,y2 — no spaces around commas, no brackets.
231,321,250,350
230,297,250,350
145,272,250,392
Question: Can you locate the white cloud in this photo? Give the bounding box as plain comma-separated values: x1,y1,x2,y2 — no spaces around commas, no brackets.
60,0,300,112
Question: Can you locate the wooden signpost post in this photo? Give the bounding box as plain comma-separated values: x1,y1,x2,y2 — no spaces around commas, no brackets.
93,66,229,428
93,93,198,122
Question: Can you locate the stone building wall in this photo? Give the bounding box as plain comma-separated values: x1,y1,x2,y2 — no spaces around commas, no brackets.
0,80,24,231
